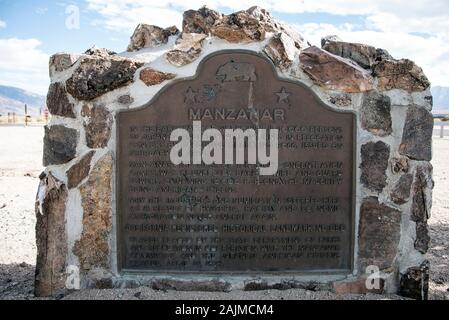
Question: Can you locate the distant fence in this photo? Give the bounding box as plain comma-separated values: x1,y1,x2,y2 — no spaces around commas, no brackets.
434,122,448,138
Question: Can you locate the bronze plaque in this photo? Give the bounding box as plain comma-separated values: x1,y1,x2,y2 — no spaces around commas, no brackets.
117,51,355,273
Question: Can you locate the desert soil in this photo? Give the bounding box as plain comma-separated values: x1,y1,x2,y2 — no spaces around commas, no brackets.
0,124,447,300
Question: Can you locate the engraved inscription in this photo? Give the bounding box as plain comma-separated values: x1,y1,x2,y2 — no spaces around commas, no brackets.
118,52,355,272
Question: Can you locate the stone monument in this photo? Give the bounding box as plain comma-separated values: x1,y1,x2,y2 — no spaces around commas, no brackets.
36,6,433,299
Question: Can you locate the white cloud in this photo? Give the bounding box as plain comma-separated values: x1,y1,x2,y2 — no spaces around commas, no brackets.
0,38,49,95
0,20,6,28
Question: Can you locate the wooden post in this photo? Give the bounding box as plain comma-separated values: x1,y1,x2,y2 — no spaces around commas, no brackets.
25,104,28,126
440,123,445,138
13,112,16,123
7,112,10,123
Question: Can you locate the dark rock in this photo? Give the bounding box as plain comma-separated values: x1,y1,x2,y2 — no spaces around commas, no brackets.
410,162,433,253
43,125,78,166
263,32,298,71
66,55,143,101
300,46,374,93
399,106,433,161
361,91,392,136
66,151,95,189
81,104,112,149
165,33,207,67
140,68,176,86
415,221,430,253
46,82,75,118
127,24,180,52
244,280,320,291
360,141,390,192
373,59,430,92
152,279,231,292
182,6,223,34
358,197,401,270
73,154,112,272
322,40,377,69
118,94,134,105
390,173,413,204
329,93,352,107
400,260,429,300
390,157,409,174
411,163,433,222
35,172,67,297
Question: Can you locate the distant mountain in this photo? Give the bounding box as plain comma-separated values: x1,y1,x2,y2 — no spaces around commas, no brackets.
431,86,449,110
0,85,46,116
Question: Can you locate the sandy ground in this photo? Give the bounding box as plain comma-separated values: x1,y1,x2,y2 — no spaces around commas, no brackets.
0,124,447,300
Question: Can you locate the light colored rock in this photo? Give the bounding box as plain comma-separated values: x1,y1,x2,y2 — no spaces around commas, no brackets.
49,53,79,76
333,277,385,294
263,33,298,71
300,46,374,93
165,33,207,67
43,125,78,166
73,153,113,272
139,68,176,86
360,91,392,136
127,24,180,52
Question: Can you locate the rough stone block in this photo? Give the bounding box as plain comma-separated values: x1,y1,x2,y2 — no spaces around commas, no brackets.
66,55,144,100
81,104,112,149
358,197,401,270
46,82,76,118
300,46,374,93
360,91,392,136
399,106,433,161
73,153,113,272
43,125,78,166
34,173,68,297
360,141,390,192
66,151,95,189
390,173,413,204
400,260,429,300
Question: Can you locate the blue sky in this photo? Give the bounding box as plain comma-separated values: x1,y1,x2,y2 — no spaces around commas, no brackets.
0,0,448,94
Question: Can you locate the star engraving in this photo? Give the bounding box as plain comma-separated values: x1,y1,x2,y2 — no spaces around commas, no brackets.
184,87,197,103
276,87,291,104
